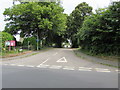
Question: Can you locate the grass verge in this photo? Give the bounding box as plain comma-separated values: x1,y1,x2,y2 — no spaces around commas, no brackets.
74,48,119,68
1,50,32,58
1,47,54,59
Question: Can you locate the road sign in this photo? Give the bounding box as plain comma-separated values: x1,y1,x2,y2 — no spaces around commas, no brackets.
5,41,10,46
5,41,16,46
10,40,16,46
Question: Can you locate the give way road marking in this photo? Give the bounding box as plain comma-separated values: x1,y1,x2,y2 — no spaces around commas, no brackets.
56,57,67,63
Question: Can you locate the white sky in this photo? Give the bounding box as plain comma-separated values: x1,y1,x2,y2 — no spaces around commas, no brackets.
0,0,119,40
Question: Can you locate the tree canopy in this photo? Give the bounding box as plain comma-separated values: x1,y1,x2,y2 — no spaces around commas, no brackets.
78,1,120,55
3,2,67,48
66,2,93,47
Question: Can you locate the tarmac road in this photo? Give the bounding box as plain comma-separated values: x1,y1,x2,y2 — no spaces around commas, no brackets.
1,48,118,88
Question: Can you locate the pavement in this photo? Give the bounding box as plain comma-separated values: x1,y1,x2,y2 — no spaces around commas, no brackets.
0,48,119,88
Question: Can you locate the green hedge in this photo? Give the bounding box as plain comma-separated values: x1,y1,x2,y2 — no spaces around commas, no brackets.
78,1,120,55
0,32,14,49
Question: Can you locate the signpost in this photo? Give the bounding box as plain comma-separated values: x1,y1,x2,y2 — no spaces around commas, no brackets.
10,40,16,46
5,40,16,51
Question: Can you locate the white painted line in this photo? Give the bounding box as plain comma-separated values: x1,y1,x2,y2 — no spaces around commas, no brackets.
78,69,92,71
17,65,24,67
96,70,111,73
49,65,62,69
78,67,92,71
115,70,119,72
63,66,75,70
95,68,111,72
79,67,92,69
10,64,16,66
53,52,58,56
37,58,49,67
26,65,35,67
37,65,49,68
63,68,75,70
56,57,67,63
95,68,109,70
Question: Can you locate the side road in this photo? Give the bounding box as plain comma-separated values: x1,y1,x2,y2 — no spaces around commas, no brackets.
74,50,118,68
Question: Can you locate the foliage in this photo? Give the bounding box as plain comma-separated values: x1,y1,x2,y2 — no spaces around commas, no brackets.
66,2,93,47
0,32,14,48
23,37,37,50
3,2,67,48
78,1,120,55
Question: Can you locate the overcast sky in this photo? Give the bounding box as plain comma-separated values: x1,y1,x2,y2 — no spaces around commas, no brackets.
0,0,119,40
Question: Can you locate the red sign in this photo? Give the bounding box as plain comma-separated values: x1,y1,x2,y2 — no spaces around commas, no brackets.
10,40,16,46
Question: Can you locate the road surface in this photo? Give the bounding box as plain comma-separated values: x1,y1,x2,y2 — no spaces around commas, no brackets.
1,48,118,88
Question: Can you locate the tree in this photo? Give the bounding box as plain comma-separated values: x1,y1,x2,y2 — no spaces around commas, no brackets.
78,1,120,55
66,2,93,48
3,2,67,48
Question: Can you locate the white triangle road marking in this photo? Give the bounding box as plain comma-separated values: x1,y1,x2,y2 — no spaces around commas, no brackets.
56,57,67,63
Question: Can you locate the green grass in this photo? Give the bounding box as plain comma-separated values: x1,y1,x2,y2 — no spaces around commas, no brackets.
1,49,29,57
78,48,119,62
0,47,53,58
74,48,119,68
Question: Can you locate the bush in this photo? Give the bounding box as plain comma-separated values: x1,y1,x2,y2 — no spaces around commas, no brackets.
78,1,120,55
0,31,14,49
23,37,37,50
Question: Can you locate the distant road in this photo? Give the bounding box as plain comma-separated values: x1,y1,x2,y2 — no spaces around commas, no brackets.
1,48,118,88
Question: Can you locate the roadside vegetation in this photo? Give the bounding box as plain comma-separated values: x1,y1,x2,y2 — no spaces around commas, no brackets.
1,1,120,61
3,1,67,49
66,1,120,60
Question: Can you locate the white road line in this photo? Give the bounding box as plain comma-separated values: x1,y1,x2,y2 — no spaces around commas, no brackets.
26,65,35,67
78,69,92,71
96,71,111,73
95,68,111,73
37,65,49,68
78,67,92,71
79,67,92,69
37,58,49,67
115,70,119,72
95,68,109,70
10,64,16,66
63,66,75,70
17,65,24,67
56,57,67,63
49,65,62,69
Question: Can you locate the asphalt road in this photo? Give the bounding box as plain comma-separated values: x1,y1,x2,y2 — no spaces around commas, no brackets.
1,48,118,88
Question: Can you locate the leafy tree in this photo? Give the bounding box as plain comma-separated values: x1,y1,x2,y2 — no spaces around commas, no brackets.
3,2,67,48
66,2,92,48
78,1,120,55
